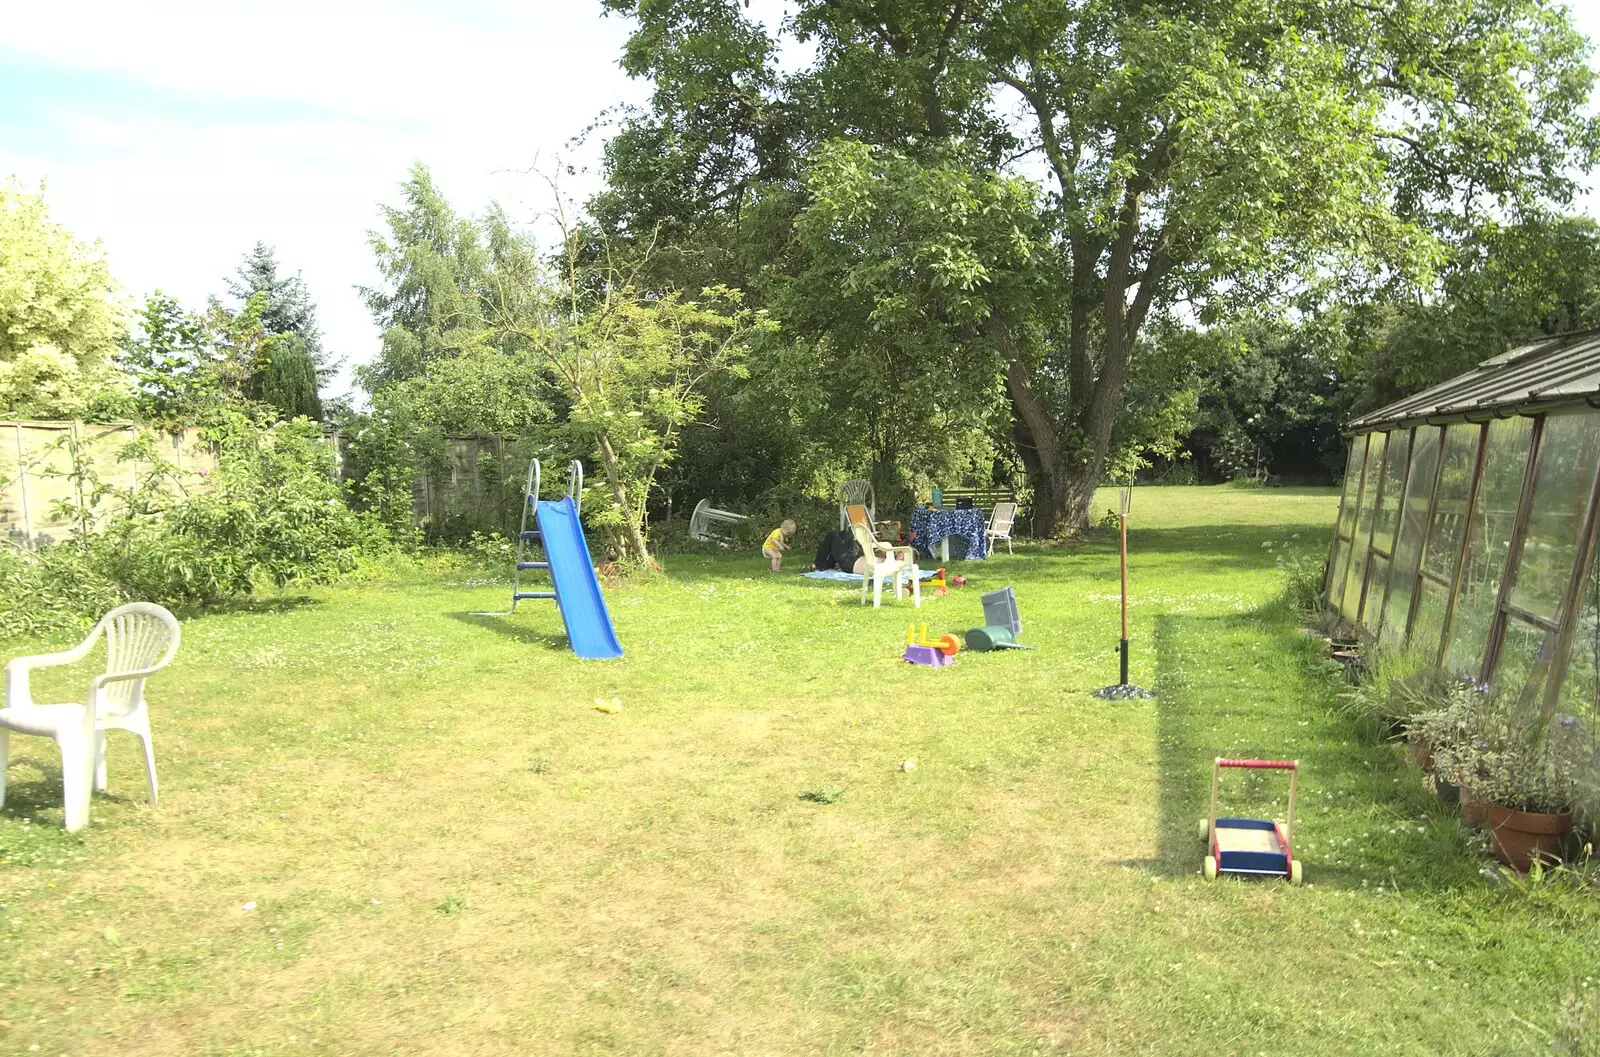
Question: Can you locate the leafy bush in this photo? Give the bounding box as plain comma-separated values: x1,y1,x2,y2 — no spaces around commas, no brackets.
1277,550,1326,617
0,410,389,638
0,544,124,638
1338,646,1447,727
1423,682,1590,814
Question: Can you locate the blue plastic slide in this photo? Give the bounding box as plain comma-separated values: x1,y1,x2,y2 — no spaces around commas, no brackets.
534,496,623,659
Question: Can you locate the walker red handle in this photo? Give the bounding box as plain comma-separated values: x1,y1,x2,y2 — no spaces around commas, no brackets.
1215,758,1298,770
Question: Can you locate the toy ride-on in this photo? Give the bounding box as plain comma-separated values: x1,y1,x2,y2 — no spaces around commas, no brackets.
1198,757,1302,884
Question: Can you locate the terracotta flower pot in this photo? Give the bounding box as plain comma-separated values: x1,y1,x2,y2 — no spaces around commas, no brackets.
1485,803,1572,872
1461,788,1488,828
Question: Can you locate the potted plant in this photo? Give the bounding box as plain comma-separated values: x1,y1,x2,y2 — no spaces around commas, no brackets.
1480,713,1583,871
1434,688,1583,870
1408,678,1489,815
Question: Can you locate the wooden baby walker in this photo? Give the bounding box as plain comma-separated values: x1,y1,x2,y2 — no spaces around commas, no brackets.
1198,757,1302,884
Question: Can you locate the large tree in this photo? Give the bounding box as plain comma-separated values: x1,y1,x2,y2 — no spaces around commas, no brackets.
600,0,1599,534
0,181,130,420
226,242,335,389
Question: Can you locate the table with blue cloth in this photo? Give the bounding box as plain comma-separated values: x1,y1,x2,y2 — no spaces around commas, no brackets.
907,506,989,561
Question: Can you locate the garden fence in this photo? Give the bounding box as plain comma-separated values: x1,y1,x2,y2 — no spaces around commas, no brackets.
1,420,523,548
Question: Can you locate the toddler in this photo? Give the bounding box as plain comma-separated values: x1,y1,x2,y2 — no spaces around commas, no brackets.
762,519,796,571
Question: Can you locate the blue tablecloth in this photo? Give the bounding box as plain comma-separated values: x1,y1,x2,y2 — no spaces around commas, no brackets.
907,506,988,560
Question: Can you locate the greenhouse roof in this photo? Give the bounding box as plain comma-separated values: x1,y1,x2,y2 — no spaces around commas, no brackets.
1348,328,1600,432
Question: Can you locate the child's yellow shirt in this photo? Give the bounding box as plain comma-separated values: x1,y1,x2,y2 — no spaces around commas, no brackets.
763,527,786,551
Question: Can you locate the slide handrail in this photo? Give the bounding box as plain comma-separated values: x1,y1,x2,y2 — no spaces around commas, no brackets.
524,458,542,514
567,460,583,513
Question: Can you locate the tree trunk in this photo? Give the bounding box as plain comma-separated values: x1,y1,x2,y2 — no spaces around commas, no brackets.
594,430,654,568
993,313,1128,539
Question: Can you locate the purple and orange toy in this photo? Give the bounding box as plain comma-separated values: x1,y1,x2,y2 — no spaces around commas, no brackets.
903,624,961,667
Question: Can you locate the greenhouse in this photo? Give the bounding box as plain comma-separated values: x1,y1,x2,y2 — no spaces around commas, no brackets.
1324,329,1600,716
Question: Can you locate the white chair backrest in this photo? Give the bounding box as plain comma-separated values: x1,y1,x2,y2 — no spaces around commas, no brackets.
989,501,1018,535
839,479,875,530
96,603,181,716
849,521,884,564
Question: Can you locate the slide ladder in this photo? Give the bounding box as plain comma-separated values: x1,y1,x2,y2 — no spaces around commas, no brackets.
511,459,623,660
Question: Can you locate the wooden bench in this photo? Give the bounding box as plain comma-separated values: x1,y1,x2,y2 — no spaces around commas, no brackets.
933,486,1017,512
925,486,1020,559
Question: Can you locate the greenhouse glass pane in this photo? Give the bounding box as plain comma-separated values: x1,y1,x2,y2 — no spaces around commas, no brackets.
1556,536,1600,720
1382,426,1442,648
1361,555,1390,632
1422,424,1482,582
1343,432,1387,621
1411,577,1448,662
1336,436,1368,538
1510,411,1600,621
1327,537,1347,612
1495,616,1558,712
1370,428,1410,557
1445,416,1535,677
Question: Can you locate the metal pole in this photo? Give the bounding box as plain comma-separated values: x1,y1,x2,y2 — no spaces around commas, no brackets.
1120,509,1130,685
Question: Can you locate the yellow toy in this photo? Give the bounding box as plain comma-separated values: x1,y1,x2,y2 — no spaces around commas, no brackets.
904,624,961,657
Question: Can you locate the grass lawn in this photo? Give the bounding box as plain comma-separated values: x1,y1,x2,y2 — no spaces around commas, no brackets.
4,484,1600,1055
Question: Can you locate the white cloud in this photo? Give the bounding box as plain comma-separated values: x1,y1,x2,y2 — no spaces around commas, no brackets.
0,1,650,398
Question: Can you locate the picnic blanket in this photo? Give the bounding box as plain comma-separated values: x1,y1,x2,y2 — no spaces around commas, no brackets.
802,568,939,583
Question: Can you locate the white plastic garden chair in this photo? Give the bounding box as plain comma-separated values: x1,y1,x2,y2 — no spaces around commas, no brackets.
849,520,921,609
1,603,180,831
987,501,1019,555
838,478,876,531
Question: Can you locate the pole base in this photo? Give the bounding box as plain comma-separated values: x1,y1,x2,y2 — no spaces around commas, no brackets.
1092,683,1155,700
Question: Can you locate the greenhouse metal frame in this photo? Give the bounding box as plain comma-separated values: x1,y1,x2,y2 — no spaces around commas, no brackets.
1324,329,1600,717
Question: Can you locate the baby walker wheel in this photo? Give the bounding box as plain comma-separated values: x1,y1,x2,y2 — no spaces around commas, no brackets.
1289,860,1303,885
1203,855,1218,880
1197,817,1210,841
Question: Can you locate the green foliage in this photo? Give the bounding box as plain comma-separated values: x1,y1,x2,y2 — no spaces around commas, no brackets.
120,411,373,601
496,242,773,566
118,293,215,421
336,408,422,542
1278,550,1327,618
357,164,538,389
0,180,131,420
226,242,336,390
1422,682,1589,815
372,344,553,439
246,334,323,421
0,542,125,638
601,0,1600,534
1345,215,1600,415
0,411,384,637
120,290,322,424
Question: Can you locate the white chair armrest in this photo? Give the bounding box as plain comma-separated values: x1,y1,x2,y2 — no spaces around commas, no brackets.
5,645,93,708
90,666,165,690
9,644,95,672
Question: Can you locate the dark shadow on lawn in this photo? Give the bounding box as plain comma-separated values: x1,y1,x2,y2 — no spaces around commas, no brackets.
1138,605,1482,890
656,522,1319,586
445,611,570,652
0,751,142,821
180,595,322,620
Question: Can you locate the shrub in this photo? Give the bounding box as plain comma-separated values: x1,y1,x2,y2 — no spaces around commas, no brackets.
0,543,124,638
1277,550,1326,617
1338,646,1448,727
0,410,390,637
1424,681,1589,814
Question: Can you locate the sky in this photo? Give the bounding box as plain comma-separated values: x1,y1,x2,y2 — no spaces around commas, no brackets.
2,1,1599,402
0,1,659,398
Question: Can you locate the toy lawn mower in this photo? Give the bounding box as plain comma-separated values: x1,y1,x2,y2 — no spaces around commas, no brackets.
1198,757,1303,884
